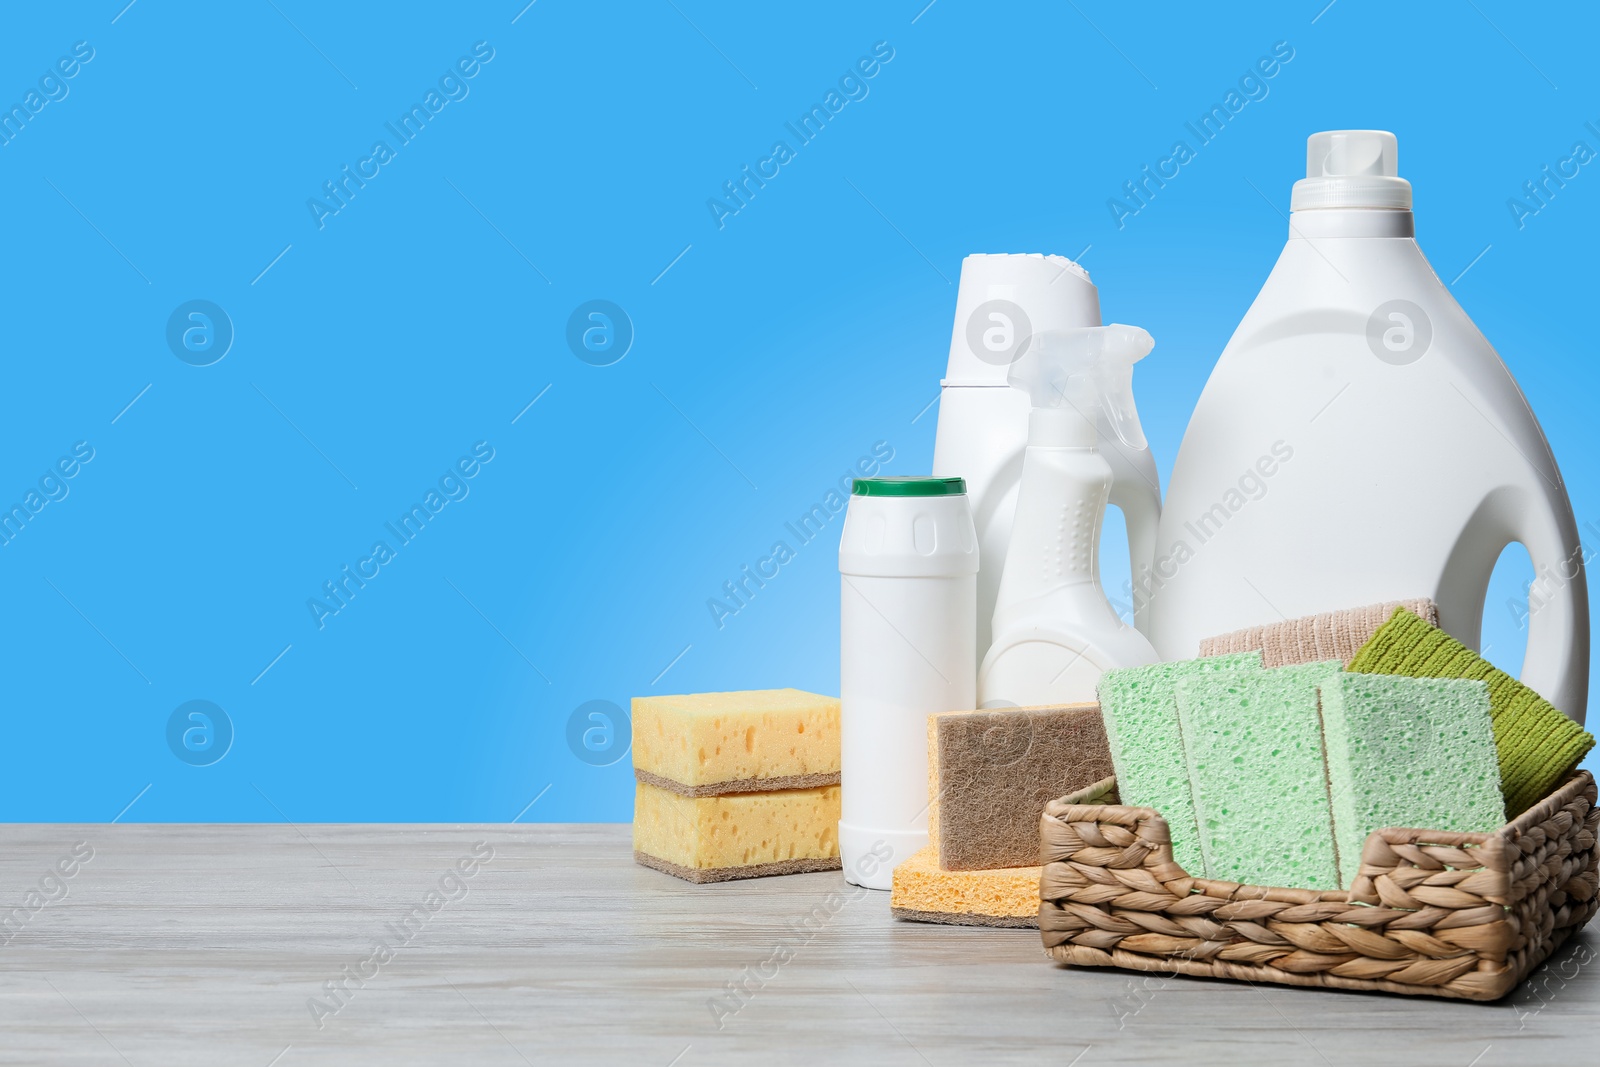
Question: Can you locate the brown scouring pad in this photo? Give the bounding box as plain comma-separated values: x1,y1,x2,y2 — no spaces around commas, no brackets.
927,703,1113,871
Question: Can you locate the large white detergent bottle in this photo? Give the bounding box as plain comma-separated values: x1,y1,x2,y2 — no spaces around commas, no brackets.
1149,130,1589,722
932,254,1162,673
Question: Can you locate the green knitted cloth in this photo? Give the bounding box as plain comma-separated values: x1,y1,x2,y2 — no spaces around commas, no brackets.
1348,607,1594,817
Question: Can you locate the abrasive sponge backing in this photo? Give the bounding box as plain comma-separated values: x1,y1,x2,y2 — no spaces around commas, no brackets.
927,703,1112,871
1176,661,1345,890
1096,652,1264,876
889,846,1040,928
1320,673,1502,886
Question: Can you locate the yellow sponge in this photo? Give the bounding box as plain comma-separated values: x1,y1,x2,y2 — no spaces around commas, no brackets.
632,780,841,883
632,688,840,795
889,846,1039,928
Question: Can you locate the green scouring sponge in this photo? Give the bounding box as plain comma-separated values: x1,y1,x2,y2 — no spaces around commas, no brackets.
1176,662,1344,891
1349,607,1595,817
1097,652,1264,876
1320,673,1502,886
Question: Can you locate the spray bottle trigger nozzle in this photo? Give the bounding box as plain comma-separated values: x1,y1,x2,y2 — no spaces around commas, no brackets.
1008,324,1153,451
1100,357,1148,451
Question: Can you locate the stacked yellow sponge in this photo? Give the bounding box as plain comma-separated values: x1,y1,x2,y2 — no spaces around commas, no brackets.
632,689,842,883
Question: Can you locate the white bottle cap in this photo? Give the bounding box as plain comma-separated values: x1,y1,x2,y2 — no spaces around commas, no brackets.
943,253,1101,386
1291,130,1412,211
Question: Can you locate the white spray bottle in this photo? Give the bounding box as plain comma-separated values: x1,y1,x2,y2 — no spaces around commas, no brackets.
978,325,1161,708
931,254,1163,676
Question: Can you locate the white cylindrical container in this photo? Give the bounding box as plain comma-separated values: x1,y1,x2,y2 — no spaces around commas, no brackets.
838,476,978,890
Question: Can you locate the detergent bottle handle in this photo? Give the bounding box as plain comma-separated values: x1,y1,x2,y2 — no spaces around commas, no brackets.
1105,438,1162,635
1513,499,1591,724
1441,486,1591,724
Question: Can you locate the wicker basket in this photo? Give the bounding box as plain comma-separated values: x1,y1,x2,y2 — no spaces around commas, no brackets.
1038,770,1598,1000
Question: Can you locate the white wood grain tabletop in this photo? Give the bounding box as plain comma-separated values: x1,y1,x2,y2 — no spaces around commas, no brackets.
0,823,1592,1065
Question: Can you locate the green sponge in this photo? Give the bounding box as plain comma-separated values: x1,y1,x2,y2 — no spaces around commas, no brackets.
1097,652,1264,876
1176,662,1344,891
1349,607,1595,816
1320,673,1502,886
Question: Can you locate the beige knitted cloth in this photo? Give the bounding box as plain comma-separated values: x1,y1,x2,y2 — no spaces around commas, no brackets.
1199,598,1439,667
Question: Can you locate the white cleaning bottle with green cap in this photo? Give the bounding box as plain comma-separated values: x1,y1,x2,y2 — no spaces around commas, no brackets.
978,325,1160,708
839,476,977,889
1148,130,1588,722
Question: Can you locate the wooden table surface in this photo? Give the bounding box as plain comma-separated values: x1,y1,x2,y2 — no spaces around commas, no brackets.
1,823,1593,1065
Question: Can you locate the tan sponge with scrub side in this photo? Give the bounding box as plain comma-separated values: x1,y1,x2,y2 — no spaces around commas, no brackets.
890,846,1040,928
632,780,841,883
927,703,1113,871
632,688,840,795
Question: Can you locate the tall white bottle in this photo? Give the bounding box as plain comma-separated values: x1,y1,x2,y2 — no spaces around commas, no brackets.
932,254,1162,673
1148,131,1588,721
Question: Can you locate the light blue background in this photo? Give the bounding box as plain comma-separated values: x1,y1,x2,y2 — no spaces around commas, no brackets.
1,1,1593,822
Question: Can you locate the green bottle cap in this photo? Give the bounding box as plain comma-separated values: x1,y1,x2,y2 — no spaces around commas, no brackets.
851,476,967,497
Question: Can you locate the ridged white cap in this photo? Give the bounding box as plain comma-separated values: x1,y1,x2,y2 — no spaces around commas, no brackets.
943,253,1100,386
1291,130,1412,211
